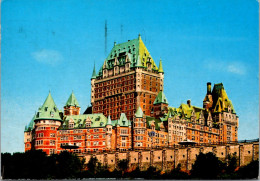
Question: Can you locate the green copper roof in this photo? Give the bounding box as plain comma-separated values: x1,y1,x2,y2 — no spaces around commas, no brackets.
111,120,117,127
135,106,144,118
106,115,112,125
116,113,131,127
136,55,144,67
65,92,80,107
153,91,169,105
25,114,36,132
97,35,159,77
62,113,107,129
158,58,164,73
212,83,236,113
97,65,103,76
91,64,97,79
35,92,62,121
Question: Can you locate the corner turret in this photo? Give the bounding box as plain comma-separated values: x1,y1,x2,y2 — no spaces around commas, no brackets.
64,91,80,116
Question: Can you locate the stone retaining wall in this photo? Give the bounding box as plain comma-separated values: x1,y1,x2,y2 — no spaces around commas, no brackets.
83,142,259,171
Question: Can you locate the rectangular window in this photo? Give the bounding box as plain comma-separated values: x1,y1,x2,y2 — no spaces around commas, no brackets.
50,140,55,146
121,129,128,134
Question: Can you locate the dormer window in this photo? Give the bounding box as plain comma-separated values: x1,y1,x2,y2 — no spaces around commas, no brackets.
69,123,74,128
86,122,91,127
50,112,54,117
45,107,48,111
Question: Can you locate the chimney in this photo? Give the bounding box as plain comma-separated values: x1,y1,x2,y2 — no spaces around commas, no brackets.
187,100,191,107
207,82,212,95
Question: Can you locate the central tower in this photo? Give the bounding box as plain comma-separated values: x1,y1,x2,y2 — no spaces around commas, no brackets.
91,35,164,120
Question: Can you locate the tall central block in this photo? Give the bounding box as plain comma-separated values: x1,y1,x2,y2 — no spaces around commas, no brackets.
91,34,164,120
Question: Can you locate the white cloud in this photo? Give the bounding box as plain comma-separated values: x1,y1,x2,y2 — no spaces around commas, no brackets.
31,49,63,66
227,64,246,75
205,59,246,75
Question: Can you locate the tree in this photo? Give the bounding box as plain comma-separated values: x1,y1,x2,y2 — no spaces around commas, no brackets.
225,154,237,173
51,151,85,179
191,152,224,179
236,160,259,179
1,150,49,179
118,159,129,172
86,156,101,175
164,164,190,179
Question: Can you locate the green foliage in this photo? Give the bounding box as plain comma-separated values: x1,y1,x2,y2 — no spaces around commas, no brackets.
235,160,259,179
191,152,225,179
50,151,85,179
1,150,84,179
86,156,102,175
2,150,259,179
117,159,128,172
163,164,190,179
225,153,237,173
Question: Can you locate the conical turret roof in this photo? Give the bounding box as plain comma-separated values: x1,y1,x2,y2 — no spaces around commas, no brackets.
65,91,80,107
35,92,62,121
91,64,96,79
153,91,169,105
106,115,112,125
158,58,164,73
135,106,144,118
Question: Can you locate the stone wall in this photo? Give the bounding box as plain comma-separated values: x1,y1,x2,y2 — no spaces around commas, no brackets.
83,142,259,171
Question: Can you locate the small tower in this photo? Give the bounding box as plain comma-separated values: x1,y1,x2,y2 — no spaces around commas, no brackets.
167,111,174,146
203,82,213,110
153,91,169,118
133,107,147,149
158,58,164,91
64,91,80,116
91,64,96,104
105,115,113,150
24,114,36,152
33,92,62,155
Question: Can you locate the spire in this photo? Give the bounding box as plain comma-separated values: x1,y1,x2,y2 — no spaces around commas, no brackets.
117,113,129,126
158,58,164,73
168,111,172,118
106,115,112,125
135,106,144,118
65,91,80,107
91,63,96,79
103,60,107,69
153,91,169,105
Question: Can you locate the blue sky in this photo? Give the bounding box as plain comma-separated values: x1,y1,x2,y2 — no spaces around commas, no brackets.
1,0,259,153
